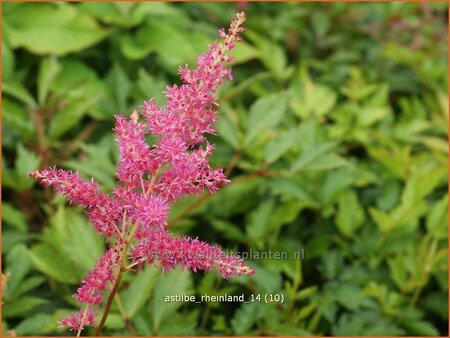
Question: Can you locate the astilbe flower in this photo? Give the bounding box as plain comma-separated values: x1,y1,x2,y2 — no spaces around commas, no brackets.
30,12,253,335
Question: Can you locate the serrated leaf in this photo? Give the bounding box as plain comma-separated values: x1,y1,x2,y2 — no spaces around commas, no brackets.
16,144,40,180
15,313,53,335
5,244,31,300
245,93,287,144
2,98,35,139
2,203,27,232
37,56,61,105
264,127,300,163
121,266,159,317
2,81,37,108
48,93,101,139
151,269,193,333
291,70,337,118
231,302,261,334
3,296,48,318
61,210,105,271
2,41,14,81
217,114,240,149
335,191,365,238
246,199,275,244
4,3,110,55
29,243,80,284
426,194,448,239
291,142,337,172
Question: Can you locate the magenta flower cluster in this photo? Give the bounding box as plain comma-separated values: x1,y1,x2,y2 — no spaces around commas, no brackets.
30,12,253,334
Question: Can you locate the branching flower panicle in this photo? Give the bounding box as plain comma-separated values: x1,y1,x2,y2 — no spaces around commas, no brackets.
30,12,252,335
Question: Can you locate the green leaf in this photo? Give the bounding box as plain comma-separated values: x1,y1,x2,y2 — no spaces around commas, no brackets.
426,194,448,239
12,276,46,300
15,313,53,336
264,127,300,163
217,114,240,149
104,313,125,330
302,153,349,171
3,296,48,318
211,219,246,243
136,68,166,106
246,30,287,77
80,2,185,28
29,243,80,284
335,191,365,238
48,92,101,139
120,19,200,66
5,244,31,300
291,142,337,172
121,266,159,317
401,320,440,336
2,98,35,139
64,136,117,190
4,144,41,191
104,63,131,115
2,81,37,109
15,144,40,181
2,41,14,81
291,70,337,118
61,210,105,271
268,177,315,202
332,310,404,335
151,269,193,333
231,302,261,334
2,203,27,232
246,199,275,244
4,3,110,55
245,92,287,144
37,56,61,105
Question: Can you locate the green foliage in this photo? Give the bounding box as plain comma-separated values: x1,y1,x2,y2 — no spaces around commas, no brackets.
2,2,448,336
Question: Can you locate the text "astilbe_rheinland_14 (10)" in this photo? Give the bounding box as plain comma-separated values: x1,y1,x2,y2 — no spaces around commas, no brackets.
30,12,253,336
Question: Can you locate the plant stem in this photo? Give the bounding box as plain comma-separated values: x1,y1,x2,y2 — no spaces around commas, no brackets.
76,304,90,337
94,268,125,336
95,222,138,336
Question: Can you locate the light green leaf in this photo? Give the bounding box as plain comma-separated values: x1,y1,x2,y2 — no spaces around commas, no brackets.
217,114,240,149
120,19,199,66
291,142,337,172
302,153,349,171
2,203,27,232
264,127,300,163
38,56,61,105
246,30,287,77
121,266,159,317
5,244,31,300
151,269,193,333
291,70,337,118
3,296,48,318
15,313,53,336
335,191,365,238
16,144,40,180
246,199,275,244
2,41,14,81
231,302,261,334
426,194,448,239
2,81,37,108
2,98,35,139
4,3,110,55
245,92,287,144
29,243,80,284
61,210,105,271
48,92,101,139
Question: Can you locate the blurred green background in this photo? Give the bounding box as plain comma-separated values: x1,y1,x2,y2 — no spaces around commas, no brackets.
2,1,448,336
